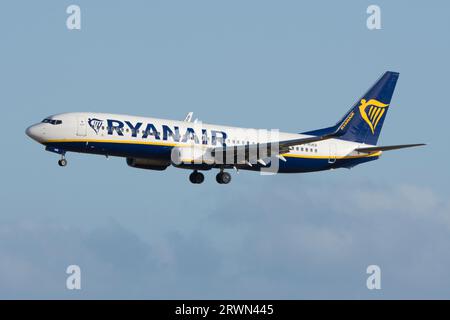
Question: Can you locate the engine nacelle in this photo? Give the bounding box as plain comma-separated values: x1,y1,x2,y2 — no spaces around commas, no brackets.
126,157,170,171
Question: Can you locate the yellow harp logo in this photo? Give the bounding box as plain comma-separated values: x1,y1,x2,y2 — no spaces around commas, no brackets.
358,99,389,134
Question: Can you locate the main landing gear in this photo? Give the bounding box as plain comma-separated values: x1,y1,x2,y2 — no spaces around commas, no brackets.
189,170,205,184
188,170,232,184
216,171,231,184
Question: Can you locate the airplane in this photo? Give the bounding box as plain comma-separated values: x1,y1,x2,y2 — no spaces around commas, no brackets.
26,71,425,184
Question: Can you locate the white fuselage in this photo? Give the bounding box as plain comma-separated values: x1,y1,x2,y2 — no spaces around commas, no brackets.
26,112,380,174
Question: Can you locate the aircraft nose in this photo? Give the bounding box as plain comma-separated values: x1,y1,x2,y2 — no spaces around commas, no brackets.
25,124,43,142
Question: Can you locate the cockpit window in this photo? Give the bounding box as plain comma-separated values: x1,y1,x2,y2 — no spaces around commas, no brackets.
42,118,62,125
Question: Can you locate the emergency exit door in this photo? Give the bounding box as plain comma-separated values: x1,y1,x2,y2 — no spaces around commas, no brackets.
77,117,87,136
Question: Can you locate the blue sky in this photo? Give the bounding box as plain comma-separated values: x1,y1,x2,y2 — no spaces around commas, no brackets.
0,0,449,298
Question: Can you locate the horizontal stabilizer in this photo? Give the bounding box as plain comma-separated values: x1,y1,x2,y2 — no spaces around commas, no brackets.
355,143,426,153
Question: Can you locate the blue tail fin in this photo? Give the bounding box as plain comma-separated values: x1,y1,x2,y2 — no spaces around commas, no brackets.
303,71,399,145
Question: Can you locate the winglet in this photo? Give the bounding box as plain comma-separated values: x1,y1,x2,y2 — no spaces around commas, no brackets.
184,112,193,122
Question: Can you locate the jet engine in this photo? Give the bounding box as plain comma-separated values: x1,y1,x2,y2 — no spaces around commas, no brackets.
126,157,170,171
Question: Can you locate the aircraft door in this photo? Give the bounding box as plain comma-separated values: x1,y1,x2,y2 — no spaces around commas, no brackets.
328,141,337,164
76,117,87,136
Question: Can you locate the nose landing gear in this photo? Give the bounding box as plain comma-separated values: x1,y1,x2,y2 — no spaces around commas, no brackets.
58,155,67,167
45,146,67,167
189,170,204,184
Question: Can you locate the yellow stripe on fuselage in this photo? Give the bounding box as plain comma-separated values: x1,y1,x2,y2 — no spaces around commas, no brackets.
45,138,181,147
44,138,381,160
282,152,381,160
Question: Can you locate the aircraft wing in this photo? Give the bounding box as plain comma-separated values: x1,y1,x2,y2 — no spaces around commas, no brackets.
209,111,355,165
210,130,343,165
355,143,426,153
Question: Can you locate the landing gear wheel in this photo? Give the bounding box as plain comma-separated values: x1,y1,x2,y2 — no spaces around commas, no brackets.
189,171,204,184
58,158,67,167
216,171,231,184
